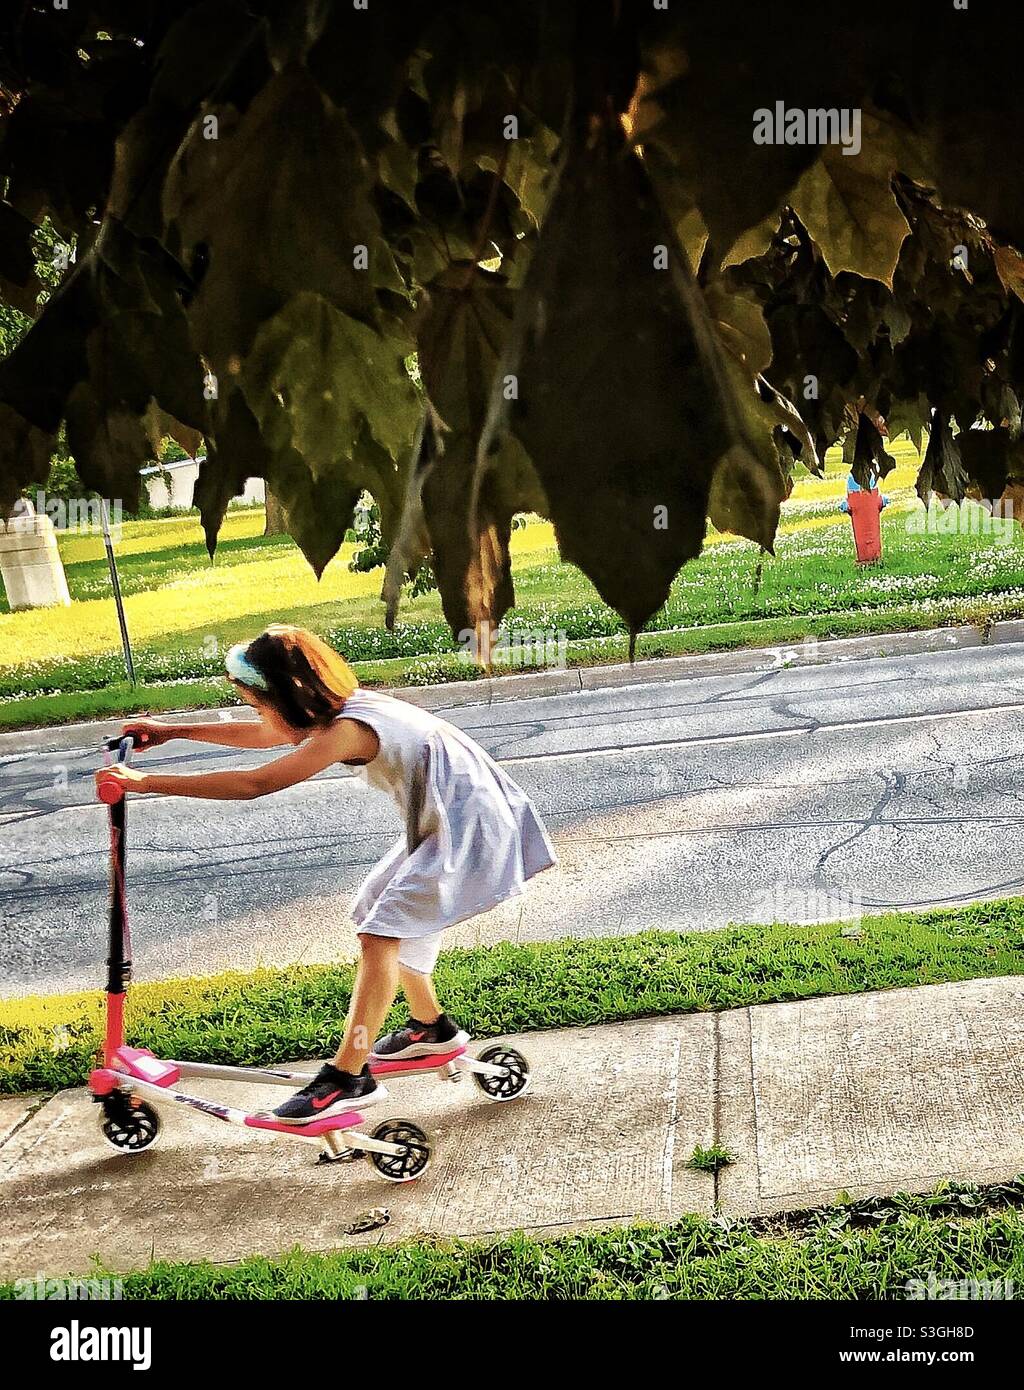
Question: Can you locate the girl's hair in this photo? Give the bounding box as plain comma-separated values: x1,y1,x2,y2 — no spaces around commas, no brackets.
235,626,358,730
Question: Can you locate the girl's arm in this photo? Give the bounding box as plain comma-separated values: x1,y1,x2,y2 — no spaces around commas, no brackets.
163,719,285,749
97,720,377,801
121,717,286,750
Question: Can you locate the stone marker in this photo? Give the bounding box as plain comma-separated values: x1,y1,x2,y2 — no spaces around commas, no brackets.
0,500,71,610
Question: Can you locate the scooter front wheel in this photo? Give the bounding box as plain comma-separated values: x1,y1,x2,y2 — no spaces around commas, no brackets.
99,1096,161,1153
366,1119,431,1183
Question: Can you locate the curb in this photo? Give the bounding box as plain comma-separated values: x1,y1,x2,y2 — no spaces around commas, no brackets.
2,619,1022,757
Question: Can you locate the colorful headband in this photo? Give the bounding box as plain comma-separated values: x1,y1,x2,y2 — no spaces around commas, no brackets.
225,643,269,691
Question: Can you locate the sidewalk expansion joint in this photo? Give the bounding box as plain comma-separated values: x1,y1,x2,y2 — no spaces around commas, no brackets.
0,1093,56,1155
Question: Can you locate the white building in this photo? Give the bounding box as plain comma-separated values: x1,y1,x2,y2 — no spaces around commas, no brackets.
139,457,265,511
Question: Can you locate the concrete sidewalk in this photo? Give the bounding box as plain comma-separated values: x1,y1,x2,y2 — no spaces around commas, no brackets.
3,975,1024,1278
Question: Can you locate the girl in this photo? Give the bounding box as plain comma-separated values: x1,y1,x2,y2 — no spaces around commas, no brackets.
95,625,557,1123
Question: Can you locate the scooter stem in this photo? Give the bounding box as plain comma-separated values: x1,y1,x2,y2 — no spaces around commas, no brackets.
100,736,135,1063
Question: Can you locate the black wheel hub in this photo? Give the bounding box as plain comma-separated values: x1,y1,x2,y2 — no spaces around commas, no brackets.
100,1093,160,1152
369,1121,430,1181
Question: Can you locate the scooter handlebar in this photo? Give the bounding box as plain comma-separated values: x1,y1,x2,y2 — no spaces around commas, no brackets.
101,734,137,756
97,735,136,803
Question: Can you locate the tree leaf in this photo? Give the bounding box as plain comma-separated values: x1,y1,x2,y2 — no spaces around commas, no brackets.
790,112,911,287
195,389,269,555
916,413,966,502
417,262,515,431
478,116,763,635
630,26,820,260
993,243,1024,304
701,271,795,538
390,264,544,640
164,67,381,370
885,394,930,453
241,291,418,480
721,211,782,271
63,381,153,510
0,406,55,517
0,202,42,315
764,301,859,459
852,412,896,490
417,424,515,642
705,281,773,377
957,427,1024,504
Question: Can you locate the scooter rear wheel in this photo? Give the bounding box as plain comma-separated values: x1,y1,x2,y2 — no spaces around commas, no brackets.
473,1045,531,1101
99,1096,161,1153
366,1119,431,1183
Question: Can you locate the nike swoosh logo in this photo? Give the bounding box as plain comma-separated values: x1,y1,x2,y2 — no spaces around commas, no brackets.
311,1089,343,1110
408,1031,427,1042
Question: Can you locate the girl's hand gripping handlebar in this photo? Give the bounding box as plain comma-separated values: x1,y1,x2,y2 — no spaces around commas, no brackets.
95,735,137,804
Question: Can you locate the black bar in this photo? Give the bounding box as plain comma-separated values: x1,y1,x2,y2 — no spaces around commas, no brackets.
3,1298,1017,1366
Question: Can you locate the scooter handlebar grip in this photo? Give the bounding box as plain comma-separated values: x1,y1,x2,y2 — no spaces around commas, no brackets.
97,734,134,801
97,776,125,805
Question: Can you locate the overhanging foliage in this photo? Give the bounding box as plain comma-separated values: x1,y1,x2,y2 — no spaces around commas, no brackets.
2,0,1023,644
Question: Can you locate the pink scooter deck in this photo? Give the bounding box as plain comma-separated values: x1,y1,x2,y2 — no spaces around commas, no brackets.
369,1045,467,1077
91,1042,457,1140
244,1111,366,1137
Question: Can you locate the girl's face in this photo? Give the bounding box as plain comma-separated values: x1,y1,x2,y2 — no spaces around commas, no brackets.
234,683,306,744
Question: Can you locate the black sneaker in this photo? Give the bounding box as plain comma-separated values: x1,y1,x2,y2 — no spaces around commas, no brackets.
271,1064,383,1124
372,1014,470,1061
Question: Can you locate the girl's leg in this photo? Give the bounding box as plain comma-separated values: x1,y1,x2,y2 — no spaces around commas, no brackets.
366,933,466,1060
399,964,442,1023
273,934,401,1122
333,933,400,1073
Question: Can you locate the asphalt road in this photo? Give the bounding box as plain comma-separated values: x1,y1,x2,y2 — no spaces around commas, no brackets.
3,642,1024,996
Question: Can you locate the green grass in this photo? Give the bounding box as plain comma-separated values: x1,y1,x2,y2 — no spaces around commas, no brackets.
4,897,1024,1096
0,679,239,729
54,527,298,604
688,1144,738,1173
4,1183,1023,1298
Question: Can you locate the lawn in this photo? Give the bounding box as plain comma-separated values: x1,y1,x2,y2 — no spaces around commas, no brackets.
5,1189,1023,1298
2,438,1024,727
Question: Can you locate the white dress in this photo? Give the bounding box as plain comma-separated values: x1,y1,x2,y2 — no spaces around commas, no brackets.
341,688,557,939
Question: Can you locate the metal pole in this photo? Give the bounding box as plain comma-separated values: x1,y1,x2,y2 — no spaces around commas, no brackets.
100,497,136,685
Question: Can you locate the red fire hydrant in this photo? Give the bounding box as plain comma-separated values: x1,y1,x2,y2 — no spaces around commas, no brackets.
840,471,888,565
